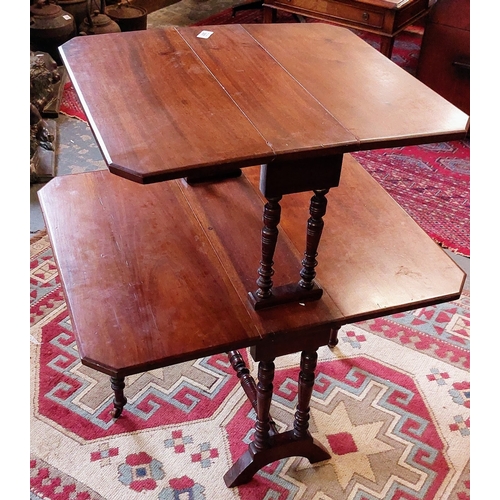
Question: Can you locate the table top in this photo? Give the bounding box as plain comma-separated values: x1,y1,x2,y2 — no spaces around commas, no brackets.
39,154,465,377
59,23,469,184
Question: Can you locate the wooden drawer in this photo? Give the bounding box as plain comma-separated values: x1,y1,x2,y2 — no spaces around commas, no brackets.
273,0,386,29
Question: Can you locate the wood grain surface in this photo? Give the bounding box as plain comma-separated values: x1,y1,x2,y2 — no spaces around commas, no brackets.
245,23,469,149
39,155,465,377
59,23,469,183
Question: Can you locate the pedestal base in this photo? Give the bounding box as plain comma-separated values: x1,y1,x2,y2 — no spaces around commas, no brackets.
223,430,330,487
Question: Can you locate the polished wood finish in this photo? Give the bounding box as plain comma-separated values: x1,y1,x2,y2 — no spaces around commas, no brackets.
46,24,469,486
59,24,468,184
39,155,465,378
223,351,331,487
40,155,465,484
262,0,430,58
244,24,468,149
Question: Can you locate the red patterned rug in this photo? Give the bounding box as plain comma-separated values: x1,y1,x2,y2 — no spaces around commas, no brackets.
60,80,88,122
31,231,470,499
59,11,470,257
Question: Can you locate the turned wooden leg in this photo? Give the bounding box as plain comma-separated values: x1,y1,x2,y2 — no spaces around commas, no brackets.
299,189,329,290
294,350,317,438
328,327,340,348
252,360,275,453
256,196,282,299
110,376,127,418
248,196,282,307
228,350,258,408
224,353,330,487
227,351,278,435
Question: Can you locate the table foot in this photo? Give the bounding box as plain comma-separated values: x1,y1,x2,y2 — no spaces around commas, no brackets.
225,349,330,487
110,376,127,418
328,327,339,348
248,282,323,310
223,430,330,487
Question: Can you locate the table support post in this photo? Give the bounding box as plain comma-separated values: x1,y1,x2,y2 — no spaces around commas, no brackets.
227,350,279,435
256,196,282,299
328,327,340,348
249,156,344,310
248,191,324,310
228,350,257,408
262,6,276,23
110,376,127,418
294,350,318,438
223,350,330,487
252,360,275,453
299,189,329,290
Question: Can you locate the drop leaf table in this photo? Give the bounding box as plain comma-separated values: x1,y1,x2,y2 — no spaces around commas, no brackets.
39,23,469,487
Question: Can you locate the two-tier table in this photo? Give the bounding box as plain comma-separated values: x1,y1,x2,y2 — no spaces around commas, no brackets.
39,23,469,487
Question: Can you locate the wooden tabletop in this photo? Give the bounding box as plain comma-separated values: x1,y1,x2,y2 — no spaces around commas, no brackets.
39,154,465,377
59,23,469,184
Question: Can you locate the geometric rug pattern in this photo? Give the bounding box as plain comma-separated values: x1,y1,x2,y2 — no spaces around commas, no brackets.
352,140,470,257
31,232,470,499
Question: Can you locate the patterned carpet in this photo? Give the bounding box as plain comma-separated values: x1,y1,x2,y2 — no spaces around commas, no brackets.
30,231,470,499
36,8,470,498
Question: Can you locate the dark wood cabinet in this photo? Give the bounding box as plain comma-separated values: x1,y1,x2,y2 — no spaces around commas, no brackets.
416,0,470,115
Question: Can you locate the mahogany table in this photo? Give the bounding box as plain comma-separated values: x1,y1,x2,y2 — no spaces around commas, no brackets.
41,23,469,487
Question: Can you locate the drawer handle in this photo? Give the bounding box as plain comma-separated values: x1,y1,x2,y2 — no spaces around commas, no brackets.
362,12,369,21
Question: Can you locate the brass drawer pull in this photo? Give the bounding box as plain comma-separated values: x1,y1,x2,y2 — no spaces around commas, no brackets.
362,12,369,21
